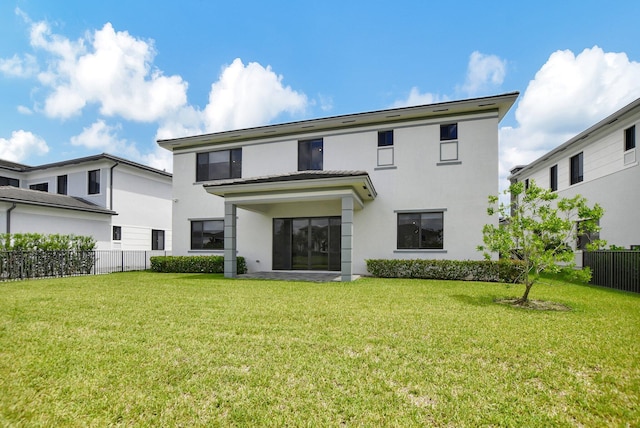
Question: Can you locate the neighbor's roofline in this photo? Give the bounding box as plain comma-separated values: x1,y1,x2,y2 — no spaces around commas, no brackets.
509,97,640,179
14,153,172,178
158,92,519,151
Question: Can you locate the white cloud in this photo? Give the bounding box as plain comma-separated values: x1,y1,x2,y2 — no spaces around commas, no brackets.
0,53,38,77
459,51,507,96
23,16,188,121
0,130,49,162
391,87,447,108
203,58,307,132
17,105,33,115
499,46,640,193
70,119,123,150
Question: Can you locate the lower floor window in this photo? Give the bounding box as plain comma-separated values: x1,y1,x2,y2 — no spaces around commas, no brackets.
152,229,165,250
397,211,444,249
113,226,122,241
191,220,224,250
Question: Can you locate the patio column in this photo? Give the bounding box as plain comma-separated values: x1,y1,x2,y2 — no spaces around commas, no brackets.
341,196,354,282
224,201,237,278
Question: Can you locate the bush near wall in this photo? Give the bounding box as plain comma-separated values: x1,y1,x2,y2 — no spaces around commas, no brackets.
150,255,247,274
366,259,525,283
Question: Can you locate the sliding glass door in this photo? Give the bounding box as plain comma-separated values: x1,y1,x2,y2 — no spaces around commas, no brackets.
273,217,341,271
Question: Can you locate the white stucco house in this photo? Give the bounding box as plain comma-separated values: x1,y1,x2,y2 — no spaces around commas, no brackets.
158,92,519,281
0,153,172,250
509,97,640,252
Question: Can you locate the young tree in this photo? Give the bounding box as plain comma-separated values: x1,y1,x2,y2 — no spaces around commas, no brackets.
478,181,605,303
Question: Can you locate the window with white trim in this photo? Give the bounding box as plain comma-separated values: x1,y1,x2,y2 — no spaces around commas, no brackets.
439,123,458,162
377,130,394,166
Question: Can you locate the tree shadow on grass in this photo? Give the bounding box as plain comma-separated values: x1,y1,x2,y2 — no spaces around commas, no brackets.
451,294,495,307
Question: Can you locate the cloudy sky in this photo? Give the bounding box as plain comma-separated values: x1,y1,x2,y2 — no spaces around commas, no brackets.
1,1,639,193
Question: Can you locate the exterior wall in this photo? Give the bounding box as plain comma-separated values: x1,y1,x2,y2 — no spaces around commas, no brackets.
170,111,500,274
2,156,173,251
513,109,640,249
0,202,112,249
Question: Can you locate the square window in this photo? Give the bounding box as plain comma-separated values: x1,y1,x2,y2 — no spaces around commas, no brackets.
378,130,393,147
440,123,458,141
298,139,323,171
191,220,224,250
625,125,636,151
570,152,583,185
377,147,394,166
397,211,444,250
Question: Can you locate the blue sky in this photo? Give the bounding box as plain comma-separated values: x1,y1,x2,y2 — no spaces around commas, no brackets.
1,0,640,191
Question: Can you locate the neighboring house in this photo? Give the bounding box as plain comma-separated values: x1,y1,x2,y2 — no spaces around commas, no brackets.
509,97,640,256
158,92,518,281
0,154,172,250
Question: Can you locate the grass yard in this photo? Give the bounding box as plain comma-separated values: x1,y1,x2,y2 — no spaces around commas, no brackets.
1,272,639,427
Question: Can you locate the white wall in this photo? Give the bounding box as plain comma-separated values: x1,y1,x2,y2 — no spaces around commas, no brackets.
170,110,501,274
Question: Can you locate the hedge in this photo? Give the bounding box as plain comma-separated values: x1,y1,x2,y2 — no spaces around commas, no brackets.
149,255,247,274
366,259,525,283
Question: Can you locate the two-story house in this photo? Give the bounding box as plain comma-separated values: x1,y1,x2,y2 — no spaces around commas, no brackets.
0,153,172,250
509,97,640,254
158,92,519,281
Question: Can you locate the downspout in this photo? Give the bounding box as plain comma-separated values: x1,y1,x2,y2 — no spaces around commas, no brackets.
6,203,16,234
110,162,119,210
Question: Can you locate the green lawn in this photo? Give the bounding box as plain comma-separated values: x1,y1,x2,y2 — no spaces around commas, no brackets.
1,272,638,427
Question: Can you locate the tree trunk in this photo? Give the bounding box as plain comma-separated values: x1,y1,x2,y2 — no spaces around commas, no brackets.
519,281,533,303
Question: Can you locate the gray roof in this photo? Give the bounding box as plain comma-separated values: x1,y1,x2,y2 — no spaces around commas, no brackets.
203,170,370,186
0,153,171,178
0,186,116,215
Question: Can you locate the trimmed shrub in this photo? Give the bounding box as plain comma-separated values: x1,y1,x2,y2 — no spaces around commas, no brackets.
150,255,247,274
366,259,525,283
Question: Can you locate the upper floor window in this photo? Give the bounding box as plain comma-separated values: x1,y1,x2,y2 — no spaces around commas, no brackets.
625,125,636,151
377,130,394,167
440,123,458,141
196,149,242,182
550,165,558,191
88,169,100,194
0,176,19,187
152,229,165,250
439,123,459,162
298,139,323,171
397,211,444,250
570,152,583,185
191,220,224,250
29,183,48,192
57,175,68,195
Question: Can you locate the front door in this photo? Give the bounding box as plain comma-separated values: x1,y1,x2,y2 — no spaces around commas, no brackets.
273,217,341,271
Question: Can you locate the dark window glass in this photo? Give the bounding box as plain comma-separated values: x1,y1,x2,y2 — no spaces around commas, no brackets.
273,217,340,270
625,125,636,151
440,123,458,141
152,229,165,250
196,149,242,181
191,220,224,250
0,176,20,187
57,175,68,195
570,152,583,185
298,139,323,171
397,212,444,249
88,169,100,194
550,165,558,191
29,183,48,192
524,179,530,190
113,226,122,241
378,130,394,147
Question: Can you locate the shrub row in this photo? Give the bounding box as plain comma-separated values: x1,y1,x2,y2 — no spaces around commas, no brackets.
150,255,247,274
0,233,96,279
366,259,525,283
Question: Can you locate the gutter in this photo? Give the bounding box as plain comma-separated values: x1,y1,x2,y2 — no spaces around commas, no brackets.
110,162,119,210
6,202,16,234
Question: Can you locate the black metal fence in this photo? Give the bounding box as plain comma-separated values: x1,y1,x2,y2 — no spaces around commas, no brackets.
0,250,171,281
583,251,640,293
